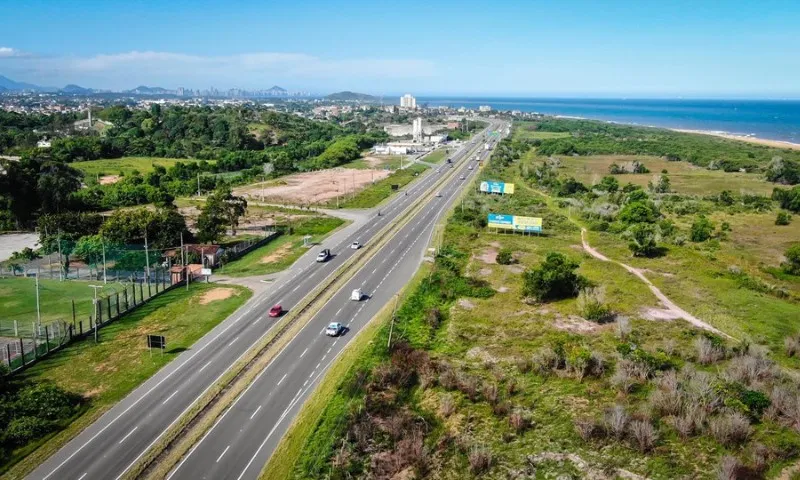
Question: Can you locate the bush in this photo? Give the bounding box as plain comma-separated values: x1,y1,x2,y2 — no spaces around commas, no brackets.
468,445,493,474
522,252,588,302
577,287,613,322
776,210,793,225
604,405,629,439
625,223,662,257
618,200,659,224
690,215,715,242
4,416,52,446
629,419,657,452
696,336,725,364
508,409,532,433
496,248,514,265
783,244,800,275
709,412,752,446
717,455,742,480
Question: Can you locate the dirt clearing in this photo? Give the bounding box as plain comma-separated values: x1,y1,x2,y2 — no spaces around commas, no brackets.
260,243,293,264
198,287,236,304
99,175,121,185
234,168,391,205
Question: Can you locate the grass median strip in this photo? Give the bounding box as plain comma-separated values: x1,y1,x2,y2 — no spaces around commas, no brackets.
127,138,486,479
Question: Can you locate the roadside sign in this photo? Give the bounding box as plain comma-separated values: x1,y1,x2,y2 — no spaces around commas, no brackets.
480,181,515,194
147,334,166,349
488,213,542,233
201,268,212,276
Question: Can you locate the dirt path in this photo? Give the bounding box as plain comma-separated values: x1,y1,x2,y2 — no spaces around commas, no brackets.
580,228,732,339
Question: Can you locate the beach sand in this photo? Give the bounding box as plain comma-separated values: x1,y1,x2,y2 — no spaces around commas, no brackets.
673,128,800,151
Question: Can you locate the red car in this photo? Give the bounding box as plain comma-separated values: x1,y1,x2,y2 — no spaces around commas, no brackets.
268,304,283,317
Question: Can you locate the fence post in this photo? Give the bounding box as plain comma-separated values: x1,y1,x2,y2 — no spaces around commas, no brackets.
107,296,112,321
6,343,11,369
140,282,144,303
19,338,25,366
72,300,76,328
45,326,50,353
116,292,120,316
147,280,152,298
132,283,137,306
79,320,83,335
124,288,129,311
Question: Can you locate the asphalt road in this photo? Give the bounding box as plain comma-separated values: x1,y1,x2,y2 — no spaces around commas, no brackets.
29,120,504,480
166,123,507,480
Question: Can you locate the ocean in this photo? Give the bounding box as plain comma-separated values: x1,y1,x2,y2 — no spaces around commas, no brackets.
416,97,800,144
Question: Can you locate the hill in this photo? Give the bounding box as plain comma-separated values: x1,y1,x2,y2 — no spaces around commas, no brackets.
325,91,378,102
60,84,94,94
126,85,172,95
0,74,54,92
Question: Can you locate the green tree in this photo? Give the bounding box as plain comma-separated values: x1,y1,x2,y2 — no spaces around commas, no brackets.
36,161,82,213
619,201,659,224
776,211,792,225
648,174,671,194
522,252,588,302
100,207,188,248
690,215,715,242
197,187,247,243
73,234,122,268
596,175,619,193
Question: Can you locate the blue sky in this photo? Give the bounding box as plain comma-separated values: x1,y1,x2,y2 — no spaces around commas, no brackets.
2,0,800,97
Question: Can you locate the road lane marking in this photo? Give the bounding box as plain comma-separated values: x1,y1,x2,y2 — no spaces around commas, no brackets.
118,426,138,445
216,445,231,463
198,360,212,373
227,336,239,347
300,347,308,358
249,405,262,420
162,390,180,405
78,473,88,480
277,373,288,386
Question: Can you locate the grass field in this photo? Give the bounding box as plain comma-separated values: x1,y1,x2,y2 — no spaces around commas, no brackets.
553,154,774,195
4,283,251,477
329,164,429,209
342,155,405,170
72,157,212,177
425,148,449,164
514,122,572,140
217,217,345,277
285,126,800,479
0,277,123,334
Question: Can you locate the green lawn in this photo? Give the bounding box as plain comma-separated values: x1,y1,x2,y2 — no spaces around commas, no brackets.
425,149,449,164
217,217,345,277
342,155,405,170
0,277,123,336
329,164,429,209
72,157,212,177
4,283,251,477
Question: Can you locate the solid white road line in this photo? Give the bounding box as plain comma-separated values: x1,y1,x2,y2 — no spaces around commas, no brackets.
299,347,308,358
118,426,138,445
277,373,288,386
249,405,262,420
198,360,212,373
216,445,231,463
78,473,88,480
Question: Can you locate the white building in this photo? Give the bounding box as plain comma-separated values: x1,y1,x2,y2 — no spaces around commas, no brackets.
479,105,492,112
400,93,416,109
36,139,51,149
412,117,423,143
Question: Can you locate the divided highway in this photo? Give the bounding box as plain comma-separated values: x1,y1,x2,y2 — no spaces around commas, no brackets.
29,120,503,480
167,122,507,480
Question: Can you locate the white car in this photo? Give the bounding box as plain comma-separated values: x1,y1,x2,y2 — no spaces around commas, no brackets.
468,165,474,170
326,322,344,336
351,288,363,301
350,241,360,250
435,191,442,197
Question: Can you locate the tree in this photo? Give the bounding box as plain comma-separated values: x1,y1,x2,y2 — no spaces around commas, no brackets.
73,235,122,268
625,223,662,257
690,215,715,242
522,252,588,302
100,207,188,248
197,187,247,243
784,244,800,275
36,161,82,213
776,211,792,225
596,176,619,193
619,201,659,224
648,174,671,194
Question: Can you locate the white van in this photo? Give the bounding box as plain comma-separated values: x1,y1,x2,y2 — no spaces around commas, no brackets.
351,288,363,301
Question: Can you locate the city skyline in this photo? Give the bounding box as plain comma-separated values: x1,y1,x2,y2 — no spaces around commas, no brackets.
2,0,800,98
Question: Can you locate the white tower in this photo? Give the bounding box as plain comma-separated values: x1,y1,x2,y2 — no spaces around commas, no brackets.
88,108,92,128
412,117,423,143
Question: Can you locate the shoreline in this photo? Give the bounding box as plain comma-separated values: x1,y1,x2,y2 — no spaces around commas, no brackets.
671,128,800,150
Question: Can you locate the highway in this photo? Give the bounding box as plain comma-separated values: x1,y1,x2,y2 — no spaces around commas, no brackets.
167,121,507,480
29,120,504,480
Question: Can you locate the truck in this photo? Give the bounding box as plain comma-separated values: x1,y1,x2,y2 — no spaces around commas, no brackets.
484,142,490,151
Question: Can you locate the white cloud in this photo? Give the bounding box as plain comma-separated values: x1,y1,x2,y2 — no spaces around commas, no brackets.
0,49,436,90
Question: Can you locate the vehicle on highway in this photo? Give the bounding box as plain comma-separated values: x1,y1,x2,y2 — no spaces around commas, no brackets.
268,304,283,317
326,322,344,336
468,165,473,170
435,191,442,197
316,249,331,262
350,241,361,250
459,175,466,180
446,158,452,164
351,288,363,301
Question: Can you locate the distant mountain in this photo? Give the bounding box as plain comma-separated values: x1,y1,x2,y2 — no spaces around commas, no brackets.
60,84,94,94
265,85,287,96
326,91,378,102
126,85,172,95
0,75,53,92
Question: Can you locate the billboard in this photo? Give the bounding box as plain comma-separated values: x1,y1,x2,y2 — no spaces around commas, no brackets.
487,213,542,233
480,181,515,195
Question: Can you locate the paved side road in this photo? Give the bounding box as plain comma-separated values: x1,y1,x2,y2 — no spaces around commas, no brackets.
27,123,497,480
0,233,39,262
167,122,507,480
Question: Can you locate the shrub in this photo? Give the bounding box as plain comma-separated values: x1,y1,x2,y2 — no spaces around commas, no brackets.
522,252,588,302
440,394,456,418
690,215,715,242
775,210,793,225
786,335,800,357
783,244,800,275
629,419,657,452
577,287,613,322
709,412,752,446
574,417,601,441
604,405,629,439
468,445,493,474
716,455,741,480
532,347,561,374
619,200,659,224
724,353,775,387
596,175,619,192
482,382,499,406
4,416,53,445
496,248,514,265
696,336,725,364
625,223,662,257
650,371,683,416
509,409,532,433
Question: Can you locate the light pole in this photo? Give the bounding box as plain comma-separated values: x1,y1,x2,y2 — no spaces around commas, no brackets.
88,284,103,342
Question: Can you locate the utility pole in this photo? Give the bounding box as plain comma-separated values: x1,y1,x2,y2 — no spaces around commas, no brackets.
101,237,107,285
143,231,151,282
57,231,64,281
197,173,201,197
181,232,188,291
35,272,41,328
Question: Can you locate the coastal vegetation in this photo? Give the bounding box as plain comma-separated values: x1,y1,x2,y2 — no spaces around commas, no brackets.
277,119,800,479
